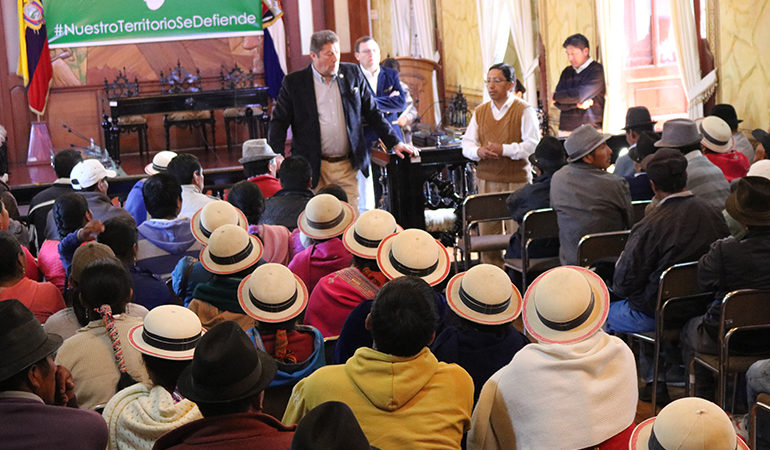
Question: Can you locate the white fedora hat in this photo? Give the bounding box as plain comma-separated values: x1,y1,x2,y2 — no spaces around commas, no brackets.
238,263,309,323
342,209,402,259
239,138,278,164
699,116,734,153
446,264,522,325
376,228,450,287
630,397,748,450
144,151,178,175
200,224,263,275
191,200,248,244
297,193,355,240
127,305,205,360
522,266,609,344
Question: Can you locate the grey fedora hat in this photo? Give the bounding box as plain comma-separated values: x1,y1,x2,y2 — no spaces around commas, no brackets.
564,125,611,163
654,118,701,148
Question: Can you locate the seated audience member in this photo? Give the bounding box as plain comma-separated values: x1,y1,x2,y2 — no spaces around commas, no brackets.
287,183,351,258
681,176,770,372
239,263,324,386
172,201,248,305
55,260,150,409
37,238,66,293
240,138,282,198
228,180,292,265
53,192,93,274
189,224,264,330
624,131,658,201
711,103,754,161
261,155,314,230
334,227,451,363
505,136,565,260
614,106,657,178
154,321,295,449
0,199,38,281
0,231,63,323
0,299,109,449
753,128,770,162
470,266,637,449
290,401,374,450
44,242,148,341
28,148,81,245
288,193,355,294
304,209,397,337
98,217,175,310
167,153,216,219
123,150,177,226
136,173,203,279
655,118,730,211
609,149,729,334
102,305,204,449
700,116,750,181
69,159,134,224
629,397,748,449
741,359,770,443
551,124,633,265
432,264,529,402
283,276,473,449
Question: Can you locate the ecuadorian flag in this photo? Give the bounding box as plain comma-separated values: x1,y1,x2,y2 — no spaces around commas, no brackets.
17,0,53,116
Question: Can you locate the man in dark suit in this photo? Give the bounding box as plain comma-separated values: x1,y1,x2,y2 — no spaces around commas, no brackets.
354,35,406,211
268,30,415,211
553,33,605,135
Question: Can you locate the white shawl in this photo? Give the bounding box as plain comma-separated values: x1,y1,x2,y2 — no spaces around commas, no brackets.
468,331,637,450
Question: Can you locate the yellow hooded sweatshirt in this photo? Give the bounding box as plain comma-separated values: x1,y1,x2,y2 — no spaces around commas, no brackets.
283,346,473,449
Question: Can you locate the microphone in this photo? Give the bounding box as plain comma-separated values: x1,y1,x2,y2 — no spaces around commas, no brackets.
61,123,93,144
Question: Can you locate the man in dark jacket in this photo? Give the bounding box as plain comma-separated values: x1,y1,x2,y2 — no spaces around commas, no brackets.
552,33,605,134
29,149,81,245
607,148,728,334
261,156,314,230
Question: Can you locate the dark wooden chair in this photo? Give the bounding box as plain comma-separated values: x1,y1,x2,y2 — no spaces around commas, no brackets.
504,208,560,290
160,61,216,151
690,289,770,411
220,64,269,152
103,69,149,156
576,230,630,268
457,191,516,270
632,199,651,225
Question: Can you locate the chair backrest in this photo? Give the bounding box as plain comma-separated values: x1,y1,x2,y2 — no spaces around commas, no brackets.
461,191,515,234
160,61,202,94
520,208,559,252
220,64,255,90
576,230,630,268
104,68,140,99
654,262,713,334
720,290,770,337
323,336,339,366
632,200,651,224
657,261,702,305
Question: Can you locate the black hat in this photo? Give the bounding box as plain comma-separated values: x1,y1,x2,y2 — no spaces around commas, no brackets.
0,299,62,382
623,106,656,130
177,321,277,403
710,104,742,130
629,131,659,163
725,176,770,226
753,129,770,154
291,401,376,450
644,148,688,186
528,136,567,172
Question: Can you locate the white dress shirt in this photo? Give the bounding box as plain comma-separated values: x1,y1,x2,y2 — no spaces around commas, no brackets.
178,184,216,219
575,57,594,74
461,94,540,162
360,65,380,93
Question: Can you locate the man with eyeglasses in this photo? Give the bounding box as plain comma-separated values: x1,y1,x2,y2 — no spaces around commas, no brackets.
461,63,539,268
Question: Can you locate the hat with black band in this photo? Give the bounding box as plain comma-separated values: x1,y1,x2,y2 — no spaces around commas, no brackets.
200,224,263,275
238,263,309,323
128,305,205,360
342,209,402,259
376,228,450,287
446,264,522,325
297,193,355,240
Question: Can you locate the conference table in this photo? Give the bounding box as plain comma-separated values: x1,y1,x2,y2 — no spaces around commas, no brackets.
105,86,270,162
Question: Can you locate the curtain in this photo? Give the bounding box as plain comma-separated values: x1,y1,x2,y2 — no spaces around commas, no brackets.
507,0,538,106
671,0,716,119
595,0,628,133
475,0,509,103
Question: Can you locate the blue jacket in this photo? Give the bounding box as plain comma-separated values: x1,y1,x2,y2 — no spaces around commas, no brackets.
249,325,325,387
129,264,175,310
124,179,148,226
136,218,203,280
268,63,401,184
363,65,405,144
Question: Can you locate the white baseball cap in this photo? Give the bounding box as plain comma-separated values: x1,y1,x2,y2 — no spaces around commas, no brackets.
70,159,117,190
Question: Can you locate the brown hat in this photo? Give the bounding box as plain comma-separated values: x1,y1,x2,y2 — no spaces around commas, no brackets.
725,176,770,226
644,148,688,186
70,242,117,284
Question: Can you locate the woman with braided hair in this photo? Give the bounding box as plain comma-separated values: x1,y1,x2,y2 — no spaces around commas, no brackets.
55,259,150,409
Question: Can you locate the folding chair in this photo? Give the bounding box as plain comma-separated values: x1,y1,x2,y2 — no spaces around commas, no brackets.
632,199,651,225
576,230,630,268
625,261,710,412
690,289,770,410
457,191,516,270
504,208,560,290
751,392,770,449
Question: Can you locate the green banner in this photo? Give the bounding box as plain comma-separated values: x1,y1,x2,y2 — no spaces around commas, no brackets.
44,0,263,48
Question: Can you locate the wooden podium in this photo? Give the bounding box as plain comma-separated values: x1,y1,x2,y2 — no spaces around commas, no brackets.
395,57,440,128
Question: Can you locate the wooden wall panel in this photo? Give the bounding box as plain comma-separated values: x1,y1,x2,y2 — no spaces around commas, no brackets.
370,0,394,58
437,0,484,108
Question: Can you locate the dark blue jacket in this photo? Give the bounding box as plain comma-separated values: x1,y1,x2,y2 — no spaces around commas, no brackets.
363,65,405,144
129,264,175,310
268,63,401,185
625,172,654,201
553,60,605,131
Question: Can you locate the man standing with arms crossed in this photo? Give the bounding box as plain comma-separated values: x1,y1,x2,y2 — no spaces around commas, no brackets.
462,63,539,268
553,33,606,135
269,30,415,211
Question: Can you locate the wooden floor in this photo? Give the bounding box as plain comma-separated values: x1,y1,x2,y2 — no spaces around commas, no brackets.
7,146,244,187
